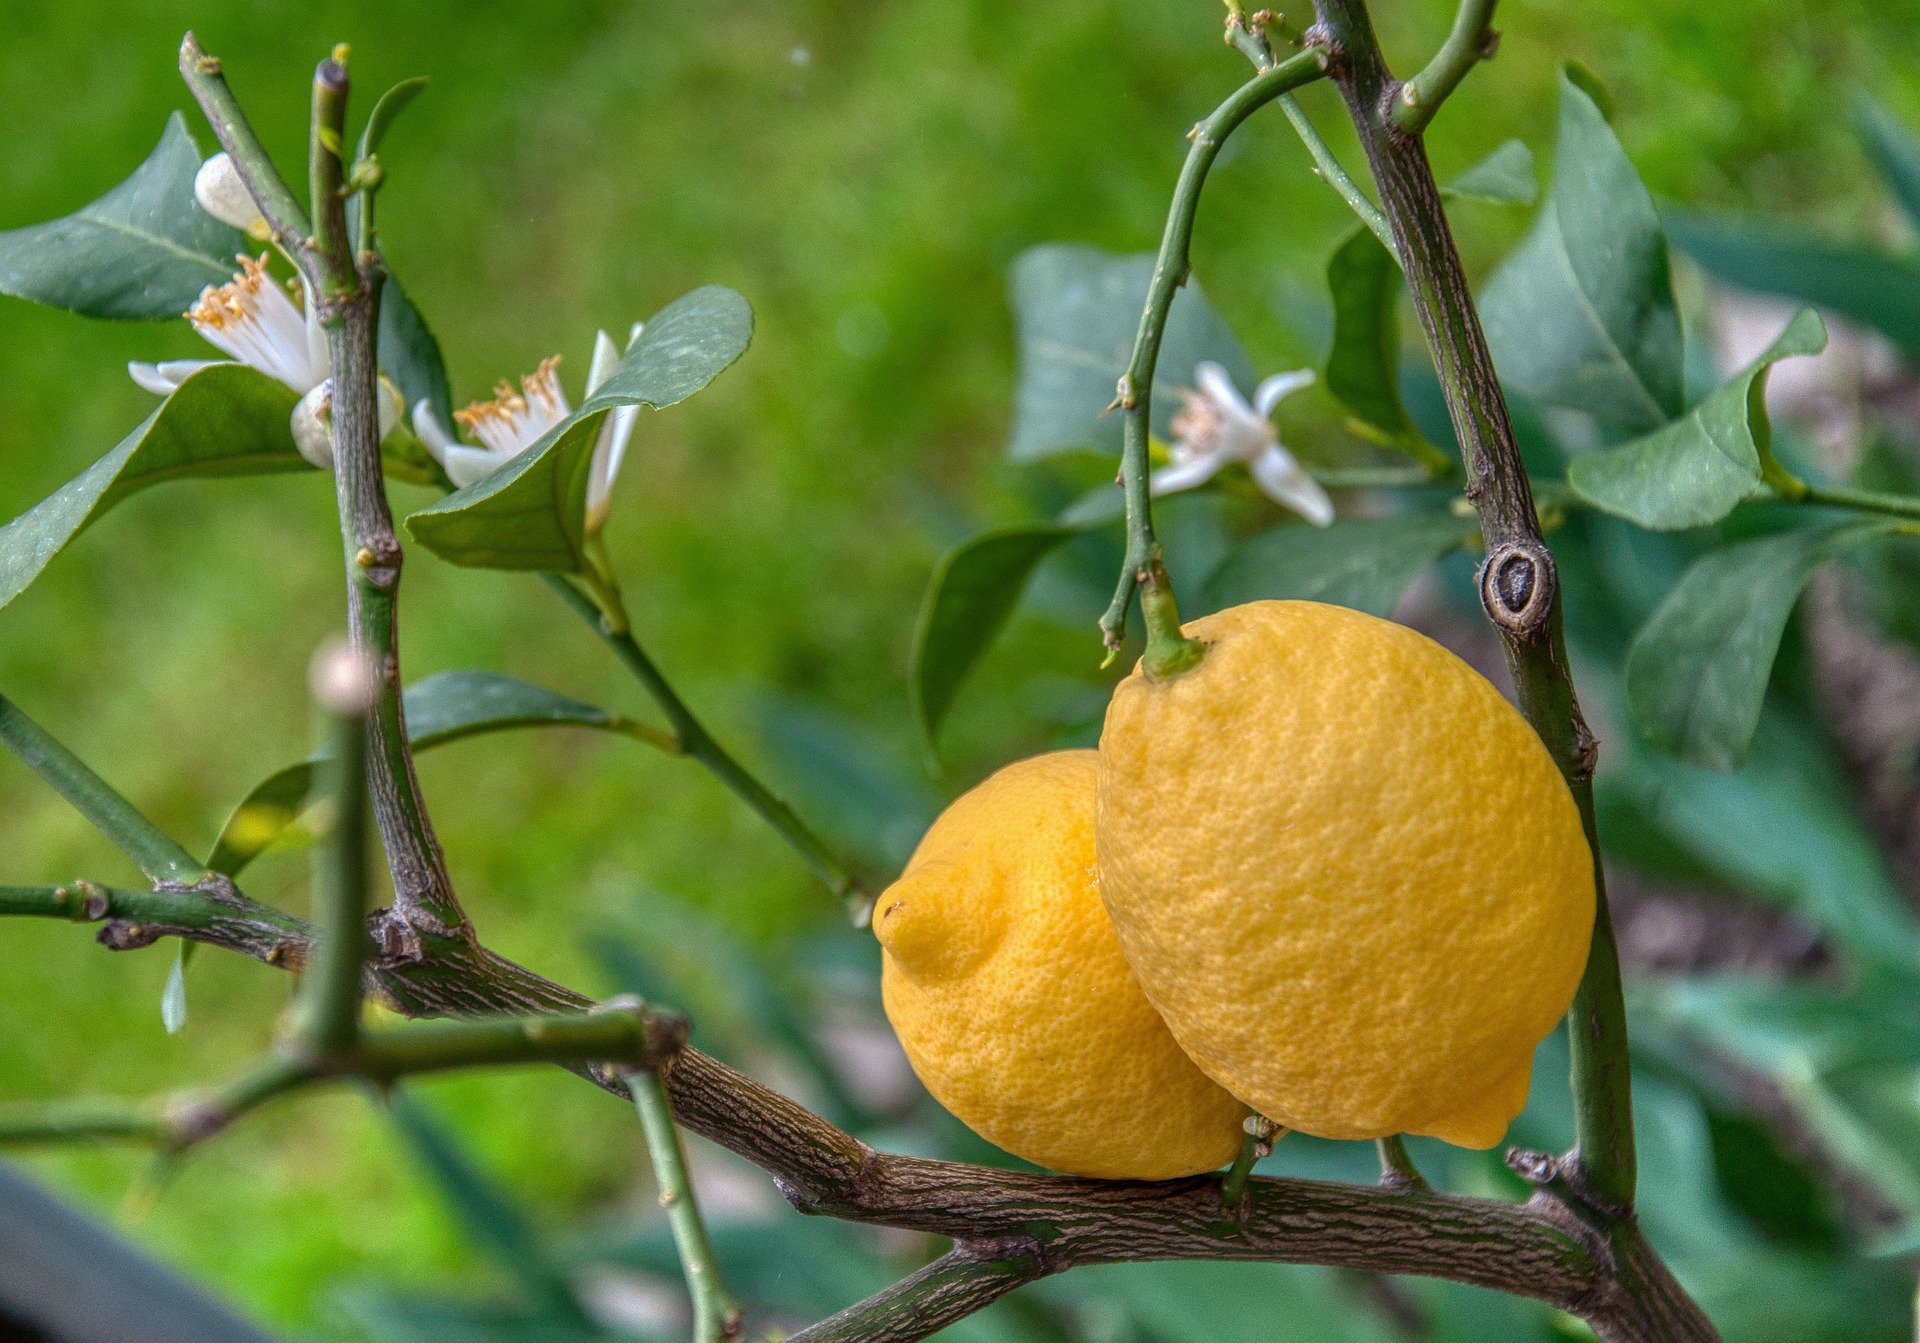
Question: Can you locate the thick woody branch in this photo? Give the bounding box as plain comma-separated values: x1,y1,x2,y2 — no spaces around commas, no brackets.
786,1243,1046,1343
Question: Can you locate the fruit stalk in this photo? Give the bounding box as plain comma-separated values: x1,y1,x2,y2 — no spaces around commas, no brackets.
1101,47,1328,666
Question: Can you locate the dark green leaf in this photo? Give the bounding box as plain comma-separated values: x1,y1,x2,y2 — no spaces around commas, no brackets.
1624,521,1901,769
207,671,658,875
1323,227,1437,462
405,285,753,572
378,273,454,437
1005,244,1254,461
1203,513,1473,617
357,77,430,160
1569,308,1825,529
1480,71,1683,430
911,524,1084,749
331,1292,597,1343
1856,96,1920,232
0,363,305,613
0,113,243,320
1664,211,1920,354
1443,139,1538,205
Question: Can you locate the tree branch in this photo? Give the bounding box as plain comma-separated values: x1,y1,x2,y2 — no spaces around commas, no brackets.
629,1067,743,1343
786,1243,1047,1343
1306,0,1636,1215
178,33,313,254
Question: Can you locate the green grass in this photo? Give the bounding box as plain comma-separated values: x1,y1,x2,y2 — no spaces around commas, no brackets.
3,0,1920,1331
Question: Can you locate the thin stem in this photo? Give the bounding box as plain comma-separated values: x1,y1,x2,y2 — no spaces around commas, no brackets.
1219,1125,1262,1207
0,1007,685,1151
1101,47,1328,660
295,648,374,1057
1394,0,1500,133
1797,482,1920,522
1277,94,1398,261
0,696,207,887
1309,0,1638,1215
307,51,356,297
178,34,313,251
1375,1135,1427,1190
543,574,868,920
628,1069,743,1343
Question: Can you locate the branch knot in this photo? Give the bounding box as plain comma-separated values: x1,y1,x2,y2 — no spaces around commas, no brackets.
1477,539,1556,636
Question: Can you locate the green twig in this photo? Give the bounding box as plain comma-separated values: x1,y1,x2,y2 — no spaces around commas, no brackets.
1794,482,1920,523
307,49,356,297
629,1067,743,1343
295,646,375,1057
0,696,208,887
177,33,314,252
1393,0,1500,133
1277,94,1399,262
1101,47,1328,664
543,574,869,921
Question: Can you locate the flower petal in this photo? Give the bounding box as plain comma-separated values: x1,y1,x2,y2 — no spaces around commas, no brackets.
412,399,459,467
1250,444,1334,526
1150,451,1227,497
129,361,188,396
587,329,620,396
584,404,640,536
1253,369,1315,418
1195,361,1254,418
442,445,512,489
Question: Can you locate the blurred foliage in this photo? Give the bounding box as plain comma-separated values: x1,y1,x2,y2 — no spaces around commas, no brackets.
6,0,1920,1339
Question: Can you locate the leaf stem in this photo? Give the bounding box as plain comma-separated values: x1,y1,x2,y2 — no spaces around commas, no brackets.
543,574,869,920
1393,0,1500,133
1795,482,1920,523
0,695,208,887
629,1067,743,1343
1101,47,1327,658
1277,94,1399,261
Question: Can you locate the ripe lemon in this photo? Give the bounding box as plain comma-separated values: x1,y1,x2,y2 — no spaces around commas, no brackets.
875,750,1246,1179
1096,600,1594,1148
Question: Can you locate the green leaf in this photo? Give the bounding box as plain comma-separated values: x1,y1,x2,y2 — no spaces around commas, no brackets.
0,363,305,613
1203,513,1473,617
1569,308,1826,529
1855,96,1920,232
1624,521,1901,769
1006,243,1254,461
1323,227,1437,462
378,273,454,437
1480,70,1684,431
0,112,243,320
910,524,1085,750
357,77,429,161
405,285,752,571
1443,139,1538,205
207,671,661,876
1665,211,1920,354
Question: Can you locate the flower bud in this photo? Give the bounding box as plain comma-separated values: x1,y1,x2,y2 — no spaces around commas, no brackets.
194,153,269,238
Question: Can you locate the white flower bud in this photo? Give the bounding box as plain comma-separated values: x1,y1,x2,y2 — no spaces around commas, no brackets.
194,153,268,237
291,381,335,469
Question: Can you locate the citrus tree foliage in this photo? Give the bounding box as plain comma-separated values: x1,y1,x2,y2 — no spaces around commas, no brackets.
4,9,1920,1343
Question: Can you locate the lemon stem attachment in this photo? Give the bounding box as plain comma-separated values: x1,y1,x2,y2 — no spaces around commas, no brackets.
1139,554,1207,681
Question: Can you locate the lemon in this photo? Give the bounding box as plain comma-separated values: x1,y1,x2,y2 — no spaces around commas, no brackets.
875,750,1246,1179
1096,600,1594,1148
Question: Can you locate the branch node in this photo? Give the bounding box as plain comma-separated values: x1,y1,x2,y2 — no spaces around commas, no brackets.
1476,539,1557,636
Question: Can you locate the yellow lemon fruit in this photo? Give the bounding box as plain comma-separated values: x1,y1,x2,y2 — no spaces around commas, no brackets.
1096,600,1594,1148
875,750,1247,1179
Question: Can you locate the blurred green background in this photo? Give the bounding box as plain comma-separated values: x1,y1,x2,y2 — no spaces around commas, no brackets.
5,0,1920,1337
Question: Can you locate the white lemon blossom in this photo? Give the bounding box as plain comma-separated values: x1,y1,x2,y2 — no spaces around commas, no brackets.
127,253,399,469
1154,361,1333,526
413,324,642,536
